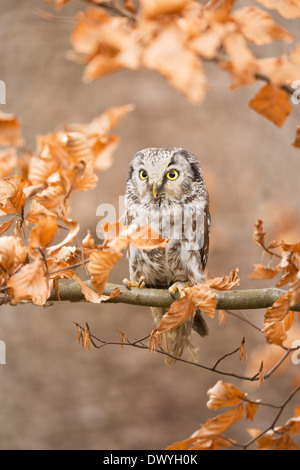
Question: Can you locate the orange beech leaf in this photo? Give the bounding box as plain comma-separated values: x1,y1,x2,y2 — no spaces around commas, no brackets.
258,361,264,386
47,258,74,280
117,328,128,349
29,216,58,253
275,433,298,450
0,148,17,179
218,309,228,326
184,283,217,318
82,230,95,250
253,219,266,248
248,83,292,127
232,7,293,45
205,0,235,21
143,22,208,104
0,112,23,147
168,403,244,450
246,428,279,449
88,249,123,294
32,182,69,216
51,246,78,265
206,268,240,290
248,263,281,280
77,324,83,346
256,44,300,88
76,104,135,137
0,235,27,275
292,126,300,149
73,274,122,303
0,175,26,215
7,258,50,306
83,324,91,351
246,402,260,421
255,0,300,19
274,409,300,437
197,403,244,438
47,219,80,255
28,155,58,185
140,0,189,19
239,337,247,362
207,381,245,410
222,32,258,89
0,217,15,236
153,297,196,338
26,199,57,224
263,292,295,345
263,310,295,345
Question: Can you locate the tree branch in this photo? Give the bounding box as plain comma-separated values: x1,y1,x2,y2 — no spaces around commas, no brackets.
2,281,299,311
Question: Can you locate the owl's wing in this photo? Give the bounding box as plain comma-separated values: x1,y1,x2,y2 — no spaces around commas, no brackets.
199,204,210,271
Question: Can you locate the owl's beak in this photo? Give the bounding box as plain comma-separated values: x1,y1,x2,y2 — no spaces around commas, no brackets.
152,183,158,198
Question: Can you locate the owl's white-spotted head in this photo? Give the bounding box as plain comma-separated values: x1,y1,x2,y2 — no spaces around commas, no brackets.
126,148,207,205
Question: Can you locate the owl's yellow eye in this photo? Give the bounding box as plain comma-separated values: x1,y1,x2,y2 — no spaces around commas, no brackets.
139,170,148,180
166,169,179,181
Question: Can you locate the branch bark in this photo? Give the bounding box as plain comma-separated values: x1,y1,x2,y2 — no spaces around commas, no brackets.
1,281,300,310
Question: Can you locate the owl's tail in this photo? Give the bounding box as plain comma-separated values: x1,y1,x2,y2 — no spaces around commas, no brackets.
151,307,208,367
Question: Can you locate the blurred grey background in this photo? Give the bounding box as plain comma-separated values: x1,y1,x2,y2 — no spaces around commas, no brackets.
0,0,300,450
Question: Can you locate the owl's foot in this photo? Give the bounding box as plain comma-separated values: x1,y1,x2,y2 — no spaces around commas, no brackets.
168,281,192,299
123,275,145,290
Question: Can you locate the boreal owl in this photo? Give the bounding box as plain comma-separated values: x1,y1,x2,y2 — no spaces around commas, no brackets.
124,148,210,365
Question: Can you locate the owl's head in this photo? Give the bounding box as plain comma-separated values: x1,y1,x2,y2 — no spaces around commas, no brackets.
126,148,208,205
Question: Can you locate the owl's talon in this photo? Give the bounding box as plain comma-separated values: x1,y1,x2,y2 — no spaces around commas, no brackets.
169,281,192,299
123,278,131,290
122,276,145,290
138,276,145,288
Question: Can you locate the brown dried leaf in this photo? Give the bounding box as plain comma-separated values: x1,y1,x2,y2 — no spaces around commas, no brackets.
263,292,295,345
205,0,235,21
140,0,189,19
239,337,247,362
248,83,292,127
246,402,260,421
29,216,58,252
26,199,57,224
143,22,208,104
218,309,228,326
223,32,257,88
253,219,266,248
207,268,240,290
167,403,243,450
258,361,264,386
275,433,298,450
255,0,300,19
83,324,91,351
0,148,17,178
88,249,123,295
82,230,95,250
0,112,23,147
184,283,217,318
0,217,15,236
0,175,26,215
154,297,196,339
192,403,245,439
7,258,50,306
73,274,122,303
232,7,293,45
206,381,245,410
292,126,300,149
47,219,80,255
247,428,279,449
0,235,27,274
248,263,281,280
